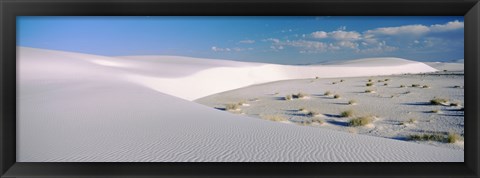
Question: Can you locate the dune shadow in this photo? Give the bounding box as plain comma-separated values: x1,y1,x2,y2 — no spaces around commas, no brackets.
333,102,349,105
273,96,287,101
391,136,409,141
326,120,349,127
324,113,342,118
214,107,226,111
402,102,431,106
350,91,366,94
441,114,464,117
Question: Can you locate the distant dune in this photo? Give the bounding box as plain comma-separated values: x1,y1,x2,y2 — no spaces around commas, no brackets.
18,47,462,162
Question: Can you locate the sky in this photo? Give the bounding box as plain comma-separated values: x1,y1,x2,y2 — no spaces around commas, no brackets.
17,16,464,65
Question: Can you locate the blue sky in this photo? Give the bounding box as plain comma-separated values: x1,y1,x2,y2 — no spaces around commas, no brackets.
17,16,464,64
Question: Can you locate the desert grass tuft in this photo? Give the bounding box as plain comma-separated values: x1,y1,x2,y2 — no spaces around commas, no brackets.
340,79,345,82
447,132,461,143
384,83,388,86
285,94,292,101
402,118,416,125
400,85,406,88
340,109,354,117
324,91,332,96
225,103,240,111
348,116,374,127
348,99,357,105
312,118,325,124
431,109,441,113
450,102,461,107
306,111,320,117
261,115,288,122
422,85,430,88
333,94,341,99
366,82,374,86
430,97,448,105
365,89,375,93
411,84,420,87
293,92,308,99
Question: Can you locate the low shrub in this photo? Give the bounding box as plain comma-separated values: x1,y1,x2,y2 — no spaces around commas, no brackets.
306,111,319,117
411,84,420,87
348,100,357,105
366,82,374,86
349,116,374,127
262,115,288,122
333,94,341,99
324,91,332,96
340,109,354,117
225,103,240,111
430,97,448,105
285,95,292,101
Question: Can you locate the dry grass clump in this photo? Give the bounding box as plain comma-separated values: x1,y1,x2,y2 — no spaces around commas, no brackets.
366,82,374,86
365,89,375,93
348,116,374,127
411,84,421,87
408,132,461,143
332,81,338,84
431,109,441,113
299,107,307,112
430,97,448,105
340,79,345,82
225,103,240,111
368,79,373,82
285,94,292,101
315,76,319,79
450,102,461,107
261,115,288,122
453,85,463,88
340,109,354,117
400,85,406,88
306,111,320,117
377,79,384,82
312,118,325,124
324,91,332,96
385,79,390,81
293,92,308,99
384,83,388,86
447,132,461,143
422,85,430,88
333,94,341,99
402,118,416,125
348,99,357,105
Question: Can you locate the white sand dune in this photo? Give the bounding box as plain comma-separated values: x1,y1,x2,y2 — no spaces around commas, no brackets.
117,55,437,101
18,47,462,162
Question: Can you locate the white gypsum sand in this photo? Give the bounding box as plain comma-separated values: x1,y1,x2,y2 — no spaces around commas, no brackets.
18,47,463,162
196,64,464,150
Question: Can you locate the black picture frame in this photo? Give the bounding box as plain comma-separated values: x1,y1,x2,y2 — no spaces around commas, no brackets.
1,0,479,177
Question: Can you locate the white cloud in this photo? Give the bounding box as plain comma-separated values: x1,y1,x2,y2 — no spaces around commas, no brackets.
211,46,230,52
311,31,328,39
264,38,280,43
430,20,464,32
366,25,430,36
365,20,463,36
239,40,255,44
329,30,361,41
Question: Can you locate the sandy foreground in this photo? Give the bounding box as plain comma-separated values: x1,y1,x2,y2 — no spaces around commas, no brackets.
18,47,463,162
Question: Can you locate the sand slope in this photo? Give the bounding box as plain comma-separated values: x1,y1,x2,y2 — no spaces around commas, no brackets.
118,55,437,101
18,47,461,162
